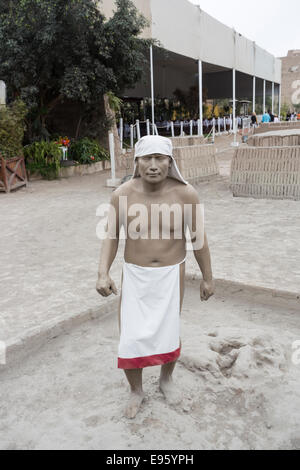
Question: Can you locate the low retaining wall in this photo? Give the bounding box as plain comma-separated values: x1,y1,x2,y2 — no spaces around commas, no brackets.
173,144,219,183
170,136,205,147
230,146,300,200
248,134,300,147
254,122,300,134
59,160,111,178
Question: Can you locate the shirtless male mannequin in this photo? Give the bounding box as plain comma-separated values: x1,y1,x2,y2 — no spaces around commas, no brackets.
96,136,214,419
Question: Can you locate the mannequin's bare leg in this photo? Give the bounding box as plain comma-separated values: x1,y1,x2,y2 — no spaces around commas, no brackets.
119,275,145,418
159,262,185,405
124,369,145,419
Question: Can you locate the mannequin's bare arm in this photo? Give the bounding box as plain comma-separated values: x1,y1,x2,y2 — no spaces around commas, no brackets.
184,185,215,301
96,192,119,297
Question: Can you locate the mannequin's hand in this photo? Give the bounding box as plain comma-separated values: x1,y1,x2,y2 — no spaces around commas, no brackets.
96,275,118,297
200,279,215,301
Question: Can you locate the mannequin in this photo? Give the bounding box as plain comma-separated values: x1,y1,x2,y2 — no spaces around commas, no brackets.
97,136,214,419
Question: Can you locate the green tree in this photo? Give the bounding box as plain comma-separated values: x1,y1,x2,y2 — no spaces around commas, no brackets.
0,0,151,141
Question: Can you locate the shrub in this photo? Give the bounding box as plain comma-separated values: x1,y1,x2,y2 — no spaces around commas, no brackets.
0,100,27,159
69,138,109,165
24,141,62,179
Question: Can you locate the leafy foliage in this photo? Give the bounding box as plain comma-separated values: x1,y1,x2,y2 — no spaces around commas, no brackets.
24,140,62,179
69,137,109,165
0,0,151,140
0,100,27,159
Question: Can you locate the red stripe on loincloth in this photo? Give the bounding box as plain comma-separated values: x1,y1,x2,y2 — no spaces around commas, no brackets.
118,347,181,370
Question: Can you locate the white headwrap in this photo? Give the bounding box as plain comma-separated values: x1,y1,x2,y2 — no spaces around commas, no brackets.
132,135,187,185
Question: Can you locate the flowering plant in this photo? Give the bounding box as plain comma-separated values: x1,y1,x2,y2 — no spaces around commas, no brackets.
55,136,71,147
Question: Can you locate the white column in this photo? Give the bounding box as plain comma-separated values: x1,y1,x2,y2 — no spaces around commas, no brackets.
150,45,155,135
272,82,274,115
263,79,266,114
180,121,184,136
190,120,193,136
198,60,203,136
253,76,256,113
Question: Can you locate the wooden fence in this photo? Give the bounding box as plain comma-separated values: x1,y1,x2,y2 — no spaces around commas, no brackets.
0,156,27,193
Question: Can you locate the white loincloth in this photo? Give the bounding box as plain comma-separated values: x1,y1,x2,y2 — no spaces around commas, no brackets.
118,259,185,369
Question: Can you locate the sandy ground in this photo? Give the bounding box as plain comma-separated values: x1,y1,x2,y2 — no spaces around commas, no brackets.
0,281,299,451
1,134,300,343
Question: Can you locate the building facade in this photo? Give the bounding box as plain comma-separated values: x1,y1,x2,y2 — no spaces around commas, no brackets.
280,50,300,112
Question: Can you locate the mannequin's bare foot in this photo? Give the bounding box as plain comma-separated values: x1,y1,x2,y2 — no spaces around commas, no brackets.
124,391,145,419
159,378,182,406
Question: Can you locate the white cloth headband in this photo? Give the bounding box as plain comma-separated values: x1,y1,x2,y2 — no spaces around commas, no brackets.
132,136,187,185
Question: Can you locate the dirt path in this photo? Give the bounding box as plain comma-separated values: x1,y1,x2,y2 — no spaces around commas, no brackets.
1,281,299,450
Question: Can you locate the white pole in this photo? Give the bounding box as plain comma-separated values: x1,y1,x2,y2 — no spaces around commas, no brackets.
150,45,155,135
119,117,123,150
218,117,221,135
130,124,134,149
212,119,215,143
253,76,256,114
223,117,226,133
136,119,141,140
198,60,203,136
263,79,266,114
190,120,193,136
197,119,201,136
278,84,281,120
180,121,184,136
146,119,150,135
171,121,175,137
232,68,238,146
106,132,121,187
272,82,274,115
154,124,159,136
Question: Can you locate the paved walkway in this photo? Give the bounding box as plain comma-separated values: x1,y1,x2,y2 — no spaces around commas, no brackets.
1,135,299,343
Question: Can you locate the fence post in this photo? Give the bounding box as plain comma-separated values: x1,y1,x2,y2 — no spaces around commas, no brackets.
171,121,175,137
146,119,150,135
180,121,184,136
190,120,193,136
136,120,141,140
130,125,134,149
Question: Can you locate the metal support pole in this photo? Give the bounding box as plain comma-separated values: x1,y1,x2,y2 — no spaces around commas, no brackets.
119,117,123,150
232,68,238,146
253,76,256,114
278,84,281,120
263,79,266,114
150,45,155,135
272,82,274,115
198,60,203,136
